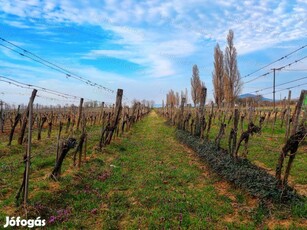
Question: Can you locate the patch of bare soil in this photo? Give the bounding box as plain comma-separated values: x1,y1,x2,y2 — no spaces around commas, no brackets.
266,218,307,229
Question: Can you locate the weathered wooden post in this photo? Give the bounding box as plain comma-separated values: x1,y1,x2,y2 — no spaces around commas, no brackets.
199,87,207,138
76,98,84,131
18,106,31,144
24,89,37,208
56,122,63,163
280,97,287,128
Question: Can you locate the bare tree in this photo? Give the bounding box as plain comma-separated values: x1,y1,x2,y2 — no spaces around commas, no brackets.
224,30,242,107
191,64,202,107
212,43,224,108
166,90,176,108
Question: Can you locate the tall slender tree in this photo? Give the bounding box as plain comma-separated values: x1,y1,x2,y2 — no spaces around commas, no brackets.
212,43,224,108
224,30,242,107
191,64,202,107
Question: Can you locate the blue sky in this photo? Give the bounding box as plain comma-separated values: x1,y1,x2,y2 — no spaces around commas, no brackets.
0,0,306,106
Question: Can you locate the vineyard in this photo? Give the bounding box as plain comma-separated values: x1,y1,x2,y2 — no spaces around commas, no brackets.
0,89,152,227
1,2,307,228
158,89,307,198
0,86,306,228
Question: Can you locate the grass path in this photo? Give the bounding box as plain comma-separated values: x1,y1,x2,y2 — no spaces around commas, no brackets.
94,111,237,229
1,111,306,229
64,111,261,229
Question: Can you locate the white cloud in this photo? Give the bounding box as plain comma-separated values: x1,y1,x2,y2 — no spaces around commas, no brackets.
1,0,305,57
0,0,306,102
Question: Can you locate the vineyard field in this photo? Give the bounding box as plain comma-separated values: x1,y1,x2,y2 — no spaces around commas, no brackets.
1,110,306,229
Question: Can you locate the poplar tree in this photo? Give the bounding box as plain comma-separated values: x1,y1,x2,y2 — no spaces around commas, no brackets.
191,64,202,107
212,43,224,108
224,30,242,107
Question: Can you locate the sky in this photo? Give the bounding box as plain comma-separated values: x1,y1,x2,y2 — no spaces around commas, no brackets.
0,0,306,106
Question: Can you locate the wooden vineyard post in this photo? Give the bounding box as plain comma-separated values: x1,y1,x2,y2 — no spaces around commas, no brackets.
98,102,105,149
104,89,123,145
56,122,63,163
23,89,37,210
18,100,33,144
285,90,292,142
276,90,307,187
101,102,105,126
199,87,207,139
280,98,287,128
117,107,124,137
76,98,84,131
291,91,306,135
75,114,87,167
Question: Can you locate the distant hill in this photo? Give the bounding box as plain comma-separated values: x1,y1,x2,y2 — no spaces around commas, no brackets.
238,93,273,102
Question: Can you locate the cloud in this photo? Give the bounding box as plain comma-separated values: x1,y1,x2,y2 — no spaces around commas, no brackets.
2,20,31,28
0,0,306,102
2,1,306,56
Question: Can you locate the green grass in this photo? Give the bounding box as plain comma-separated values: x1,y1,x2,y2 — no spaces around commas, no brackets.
0,111,306,229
